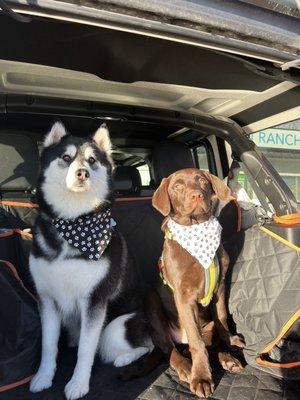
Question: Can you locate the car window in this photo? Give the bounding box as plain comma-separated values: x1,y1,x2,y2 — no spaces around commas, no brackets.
137,164,151,186
239,119,300,203
195,145,210,171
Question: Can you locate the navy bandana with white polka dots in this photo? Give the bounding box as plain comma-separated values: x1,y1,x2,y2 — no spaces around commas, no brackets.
54,208,113,260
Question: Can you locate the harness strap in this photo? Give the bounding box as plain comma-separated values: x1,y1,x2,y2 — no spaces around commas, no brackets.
160,228,219,306
201,259,219,306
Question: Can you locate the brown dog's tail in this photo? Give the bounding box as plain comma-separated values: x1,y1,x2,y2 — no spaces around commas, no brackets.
118,347,164,381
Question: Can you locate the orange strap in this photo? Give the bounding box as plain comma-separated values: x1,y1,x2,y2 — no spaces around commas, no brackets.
0,198,153,206
256,356,300,369
0,201,39,208
0,375,34,393
0,198,241,233
0,228,32,239
0,229,14,238
261,309,300,355
115,196,152,202
273,213,300,227
0,259,36,301
13,228,33,239
256,309,300,369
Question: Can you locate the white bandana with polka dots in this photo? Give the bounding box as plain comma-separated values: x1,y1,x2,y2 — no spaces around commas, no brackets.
167,216,222,269
54,208,114,260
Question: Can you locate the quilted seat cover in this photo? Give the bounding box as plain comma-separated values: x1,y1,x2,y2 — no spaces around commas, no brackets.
229,226,300,379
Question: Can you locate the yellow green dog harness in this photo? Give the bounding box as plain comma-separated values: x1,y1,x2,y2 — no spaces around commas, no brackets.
159,219,221,307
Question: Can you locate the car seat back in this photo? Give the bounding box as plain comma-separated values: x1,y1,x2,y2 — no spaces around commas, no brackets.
0,131,39,228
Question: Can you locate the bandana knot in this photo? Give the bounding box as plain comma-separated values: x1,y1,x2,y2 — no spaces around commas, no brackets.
54,208,114,260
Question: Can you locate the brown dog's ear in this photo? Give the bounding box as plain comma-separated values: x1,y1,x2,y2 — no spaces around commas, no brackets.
152,177,171,216
205,172,231,201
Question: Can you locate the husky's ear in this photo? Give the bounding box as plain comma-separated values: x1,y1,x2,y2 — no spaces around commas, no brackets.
152,177,171,216
44,122,67,147
93,123,112,155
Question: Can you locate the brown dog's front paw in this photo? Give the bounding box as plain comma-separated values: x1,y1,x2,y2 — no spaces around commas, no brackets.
171,348,192,383
190,376,214,398
176,357,192,383
218,352,244,374
229,334,245,349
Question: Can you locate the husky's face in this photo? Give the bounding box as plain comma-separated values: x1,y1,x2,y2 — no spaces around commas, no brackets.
38,122,114,219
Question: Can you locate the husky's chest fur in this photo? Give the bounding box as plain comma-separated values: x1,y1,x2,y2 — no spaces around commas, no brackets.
30,238,110,315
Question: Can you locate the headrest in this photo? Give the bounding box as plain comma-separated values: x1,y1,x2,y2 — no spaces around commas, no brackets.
152,141,194,184
0,132,39,192
113,166,142,196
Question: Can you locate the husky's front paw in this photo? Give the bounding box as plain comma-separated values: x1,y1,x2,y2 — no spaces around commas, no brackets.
64,378,89,400
30,371,53,392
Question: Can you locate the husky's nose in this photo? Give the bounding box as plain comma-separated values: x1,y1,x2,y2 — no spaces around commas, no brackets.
76,169,90,182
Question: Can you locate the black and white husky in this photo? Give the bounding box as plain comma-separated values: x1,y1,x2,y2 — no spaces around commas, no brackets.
29,122,153,400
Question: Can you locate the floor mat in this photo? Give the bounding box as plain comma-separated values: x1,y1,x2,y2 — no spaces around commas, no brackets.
0,347,164,400
138,365,300,400
2,348,300,400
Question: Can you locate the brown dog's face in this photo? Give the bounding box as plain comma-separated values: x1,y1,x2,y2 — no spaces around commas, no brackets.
152,168,231,224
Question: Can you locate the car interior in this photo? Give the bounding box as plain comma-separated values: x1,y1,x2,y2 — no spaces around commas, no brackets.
0,107,298,400
0,8,299,400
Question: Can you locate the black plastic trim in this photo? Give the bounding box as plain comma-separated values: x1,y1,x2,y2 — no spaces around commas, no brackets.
232,86,300,127
0,94,6,113
192,139,217,176
216,137,229,177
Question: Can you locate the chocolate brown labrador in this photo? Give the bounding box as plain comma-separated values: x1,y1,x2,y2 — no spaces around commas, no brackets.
149,168,245,398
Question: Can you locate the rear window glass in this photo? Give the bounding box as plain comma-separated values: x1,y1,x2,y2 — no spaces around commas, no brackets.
195,145,210,171
240,118,300,202
137,164,151,186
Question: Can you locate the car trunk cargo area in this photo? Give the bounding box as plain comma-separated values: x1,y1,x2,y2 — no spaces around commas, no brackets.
0,111,300,399
0,4,299,399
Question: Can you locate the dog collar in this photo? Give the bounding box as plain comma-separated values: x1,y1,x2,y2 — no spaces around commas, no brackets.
166,216,222,269
54,208,115,260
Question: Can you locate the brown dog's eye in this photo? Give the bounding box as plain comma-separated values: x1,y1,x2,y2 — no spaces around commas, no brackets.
62,154,71,162
173,183,183,191
196,175,206,185
88,157,96,164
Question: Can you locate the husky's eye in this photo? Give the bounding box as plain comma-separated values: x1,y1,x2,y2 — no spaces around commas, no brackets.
62,154,71,162
88,156,96,164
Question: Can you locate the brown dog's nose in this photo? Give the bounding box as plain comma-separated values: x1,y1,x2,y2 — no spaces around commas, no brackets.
76,169,90,181
190,191,203,202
